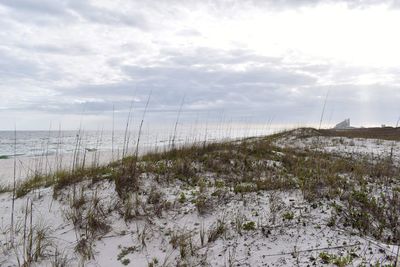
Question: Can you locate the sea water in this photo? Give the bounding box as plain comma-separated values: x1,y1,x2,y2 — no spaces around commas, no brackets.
0,123,280,183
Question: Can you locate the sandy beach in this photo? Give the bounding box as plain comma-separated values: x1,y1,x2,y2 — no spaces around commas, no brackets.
0,150,117,185
1,128,399,266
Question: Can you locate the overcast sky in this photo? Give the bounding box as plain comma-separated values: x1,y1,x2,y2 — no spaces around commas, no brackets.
0,0,399,130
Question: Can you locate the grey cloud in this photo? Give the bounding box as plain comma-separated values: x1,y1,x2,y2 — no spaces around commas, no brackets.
1,0,399,129
0,0,395,29
0,48,41,78
0,0,67,15
0,0,74,25
161,48,282,66
55,49,317,117
49,46,399,123
27,100,116,114
67,1,148,28
17,43,92,56
116,48,315,98
2,36,398,125
0,0,148,28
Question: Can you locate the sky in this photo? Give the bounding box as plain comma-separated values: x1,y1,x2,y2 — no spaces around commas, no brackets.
0,0,400,130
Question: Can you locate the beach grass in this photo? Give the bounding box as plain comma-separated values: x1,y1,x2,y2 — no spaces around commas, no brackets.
2,126,400,266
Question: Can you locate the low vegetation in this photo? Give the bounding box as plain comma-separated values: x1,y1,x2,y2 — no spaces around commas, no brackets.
1,127,400,266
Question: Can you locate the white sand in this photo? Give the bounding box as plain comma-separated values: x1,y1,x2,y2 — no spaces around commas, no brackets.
0,131,399,266
0,150,117,185
0,143,171,185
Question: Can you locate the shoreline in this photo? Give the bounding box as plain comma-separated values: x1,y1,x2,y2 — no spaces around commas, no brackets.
0,150,114,185
0,138,226,186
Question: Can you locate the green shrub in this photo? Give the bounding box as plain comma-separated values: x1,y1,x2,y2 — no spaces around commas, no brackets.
282,211,294,221
215,180,225,188
242,221,256,231
234,183,256,194
195,194,209,215
319,251,353,267
178,192,186,203
208,220,226,242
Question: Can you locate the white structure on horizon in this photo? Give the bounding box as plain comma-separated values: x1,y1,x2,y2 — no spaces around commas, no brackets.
334,118,351,129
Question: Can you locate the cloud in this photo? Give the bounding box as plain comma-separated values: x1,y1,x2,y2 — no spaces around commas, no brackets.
54,48,316,114
239,0,395,9
66,1,148,28
0,0,400,129
16,43,92,56
0,0,148,27
0,0,67,15
0,48,41,79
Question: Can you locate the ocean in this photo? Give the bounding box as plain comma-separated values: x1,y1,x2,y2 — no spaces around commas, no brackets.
0,123,280,183
0,123,280,159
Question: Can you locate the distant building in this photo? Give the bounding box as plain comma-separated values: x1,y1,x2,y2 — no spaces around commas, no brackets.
334,118,352,129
